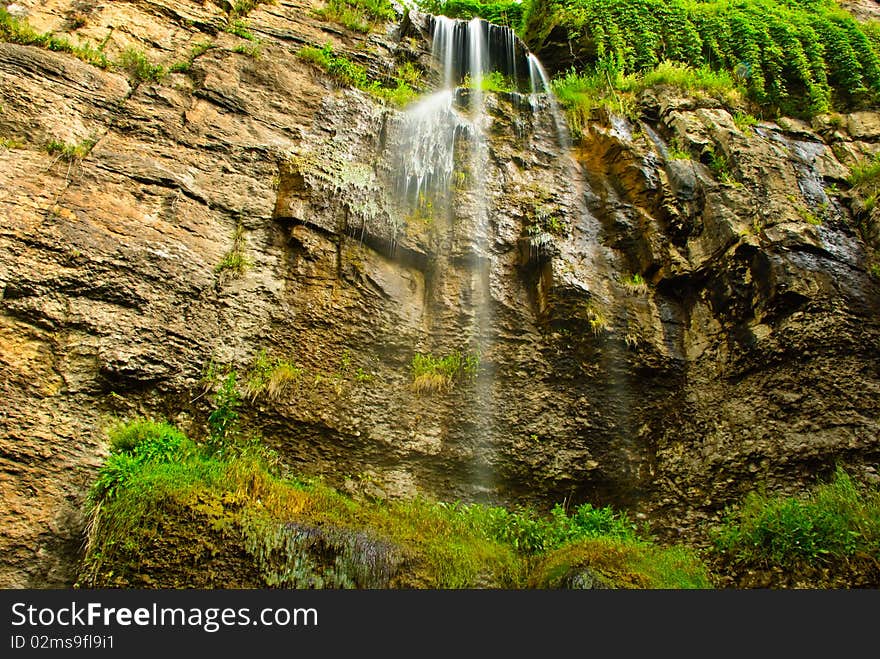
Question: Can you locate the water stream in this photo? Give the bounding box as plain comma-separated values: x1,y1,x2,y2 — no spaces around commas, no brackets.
391,14,568,499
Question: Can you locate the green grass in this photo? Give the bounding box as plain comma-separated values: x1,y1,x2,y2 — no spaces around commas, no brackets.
82,417,711,589
529,537,712,589
0,7,109,68
410,351,479,394
463,70,516,93
298,43,421,107
551,60,741,138
233,42,262,59
116,48,166,82
711,466,880,569
215,222,251,278
312,0,396,34
45,138,96,162
243,349,303,401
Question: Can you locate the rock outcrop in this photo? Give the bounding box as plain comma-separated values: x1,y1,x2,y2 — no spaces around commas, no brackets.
1,1,878,586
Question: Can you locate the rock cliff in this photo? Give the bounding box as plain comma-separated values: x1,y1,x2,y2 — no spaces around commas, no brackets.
1,0,878,586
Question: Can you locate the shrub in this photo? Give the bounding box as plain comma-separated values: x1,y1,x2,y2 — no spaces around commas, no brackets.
523,0,880,116
711,466,880,568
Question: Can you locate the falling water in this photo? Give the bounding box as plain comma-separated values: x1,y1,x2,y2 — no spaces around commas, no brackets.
390,14,569,500
527,53,570,149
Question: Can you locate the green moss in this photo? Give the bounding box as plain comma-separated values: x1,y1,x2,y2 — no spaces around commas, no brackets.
81,418,712,589
529,537,712,589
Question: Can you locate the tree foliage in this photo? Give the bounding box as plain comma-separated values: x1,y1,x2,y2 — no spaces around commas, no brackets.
522,0,880,115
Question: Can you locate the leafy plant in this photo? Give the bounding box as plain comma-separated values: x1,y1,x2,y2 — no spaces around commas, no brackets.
711,466,880,569
45,138,96,162
207,371,241,450
0,8,110,69
524,0,880,116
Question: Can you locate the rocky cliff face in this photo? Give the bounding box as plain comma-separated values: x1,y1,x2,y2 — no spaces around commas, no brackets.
1,1,878,587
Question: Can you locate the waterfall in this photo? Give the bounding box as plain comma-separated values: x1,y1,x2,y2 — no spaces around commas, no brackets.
527,53,571,149
393,16,566,209
389,13,568,500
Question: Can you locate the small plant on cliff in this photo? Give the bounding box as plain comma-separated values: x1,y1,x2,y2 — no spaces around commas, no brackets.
711,466,880,570
298,43,369,88
207,371,241,451
244,349,303,402
0,8,110,68
215,221,251,278
117,48,166,82
45,137,96,162
622,273,648,295
733,112,759,135
91,419,188,501
312,0,395,34
411,351,479,394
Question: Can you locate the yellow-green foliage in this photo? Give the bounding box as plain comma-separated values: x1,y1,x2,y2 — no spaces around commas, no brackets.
244,349,303,401
529,536,712,589
552,60,741,137
411,351,479,394
312,0,396,33
711,466,880,569
298,43,421,107
524,0,880,116
82,419,713,589
0,7,110,68
215,221,251,277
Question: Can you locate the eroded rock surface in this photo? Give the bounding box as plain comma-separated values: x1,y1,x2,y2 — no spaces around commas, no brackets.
1,2,878,586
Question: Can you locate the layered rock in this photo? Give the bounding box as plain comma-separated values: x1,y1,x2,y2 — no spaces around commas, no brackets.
1,1,878,586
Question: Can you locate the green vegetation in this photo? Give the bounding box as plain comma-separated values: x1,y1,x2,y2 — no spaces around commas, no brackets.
117,48,166,82
0,137,25,149
463,70,516,93
81,414,711,588
522,0,880,117
667,138,692,160
0,7,109,68
551,61,741,137
711,466,880,570
530,537,711,588
297,43,421,107
706,146,736,184
797,206,823,225
733,111,759,134
170,41,216,74
45,137,96,162
410,351,479,394
313,0,396,33
233,42,262,59
622,272,648,294
243,349,303,401
417,0,526,28
215,221,251,277
224,18,256,40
